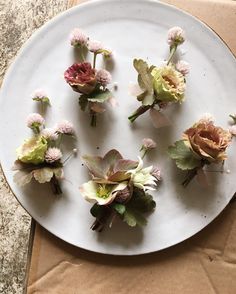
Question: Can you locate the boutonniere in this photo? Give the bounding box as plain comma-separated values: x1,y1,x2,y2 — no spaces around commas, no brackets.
79,139,160,231
64,28,116,127
168,115,232,186
12,92,76,194
128,27,189,128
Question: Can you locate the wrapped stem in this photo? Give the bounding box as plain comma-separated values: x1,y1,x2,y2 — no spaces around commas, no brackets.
90,111,97,127
182,162,206,187
128,105,151,123
90,207,113,232
50,175,62,194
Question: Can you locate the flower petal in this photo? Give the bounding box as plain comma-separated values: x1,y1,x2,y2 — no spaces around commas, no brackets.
150,108,171,128
79,181,99,203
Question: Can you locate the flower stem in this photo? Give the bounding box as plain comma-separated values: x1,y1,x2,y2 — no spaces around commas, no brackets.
93,53,97,69
90,111,97,127
50,175,62,194
90,207,113,232
80,50,85,62
40,101,44,116
182,168,198,187
56,133,62,147
128,105,151,123
182,162,206,187
141,148,148,159
167,45,177,65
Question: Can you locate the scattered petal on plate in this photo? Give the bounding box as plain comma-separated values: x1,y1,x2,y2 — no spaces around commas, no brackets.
108,97,119,107
90,102,106,113
149,108,171,128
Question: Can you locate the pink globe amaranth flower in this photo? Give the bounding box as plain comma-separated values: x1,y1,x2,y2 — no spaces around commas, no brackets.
176,60,190,76
69,28,88,47
96,69,112,86
229,125,236,136
64,62,97,94
56,120,75,135
27,113,45,128
42,128,58,141
88,40,104,53
31,89,47,100
167,26,185,46
45,147,62,163
142,138,157,150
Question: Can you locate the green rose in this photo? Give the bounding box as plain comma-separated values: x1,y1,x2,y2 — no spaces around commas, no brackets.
152,65,185,103
16,136,47,165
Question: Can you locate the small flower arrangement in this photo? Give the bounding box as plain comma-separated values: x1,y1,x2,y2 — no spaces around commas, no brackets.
64,28,115,127
12,93,76,194
168,116,232,187
128,27,189,127
79,140,160,231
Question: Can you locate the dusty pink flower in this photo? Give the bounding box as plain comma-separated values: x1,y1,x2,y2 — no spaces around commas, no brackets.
64,62,97,94
88,40,104,53
69,28,88,47
31,89,47,100
56,120,74,135
27,113,45,128
142,138,157,150
176,60,190,75
167,26,185,46
229,125,236,136
151,167,161,182
42,128,58,141
96,69,112,86
45,148,62,163
183,120,232,163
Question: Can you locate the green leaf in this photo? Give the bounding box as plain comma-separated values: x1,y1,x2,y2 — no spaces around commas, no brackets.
123,210,137,227
128,188,156,213
167,140,201,170
112,203,126,215
121,188,155,227
79,95,88,111
33,167,54,183
87,89,112,103
123,209,147,227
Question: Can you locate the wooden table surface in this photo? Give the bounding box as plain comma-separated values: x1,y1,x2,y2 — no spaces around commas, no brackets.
0,1,71,293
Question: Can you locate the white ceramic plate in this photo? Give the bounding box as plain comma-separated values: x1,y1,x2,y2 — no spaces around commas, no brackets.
1,0,236,255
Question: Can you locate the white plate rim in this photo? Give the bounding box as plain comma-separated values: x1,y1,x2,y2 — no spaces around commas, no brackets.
0,0,235,256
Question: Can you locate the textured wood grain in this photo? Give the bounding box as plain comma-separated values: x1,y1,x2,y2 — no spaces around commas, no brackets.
0,1,68,293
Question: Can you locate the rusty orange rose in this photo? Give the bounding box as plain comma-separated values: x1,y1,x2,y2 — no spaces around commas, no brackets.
183,121,232,163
